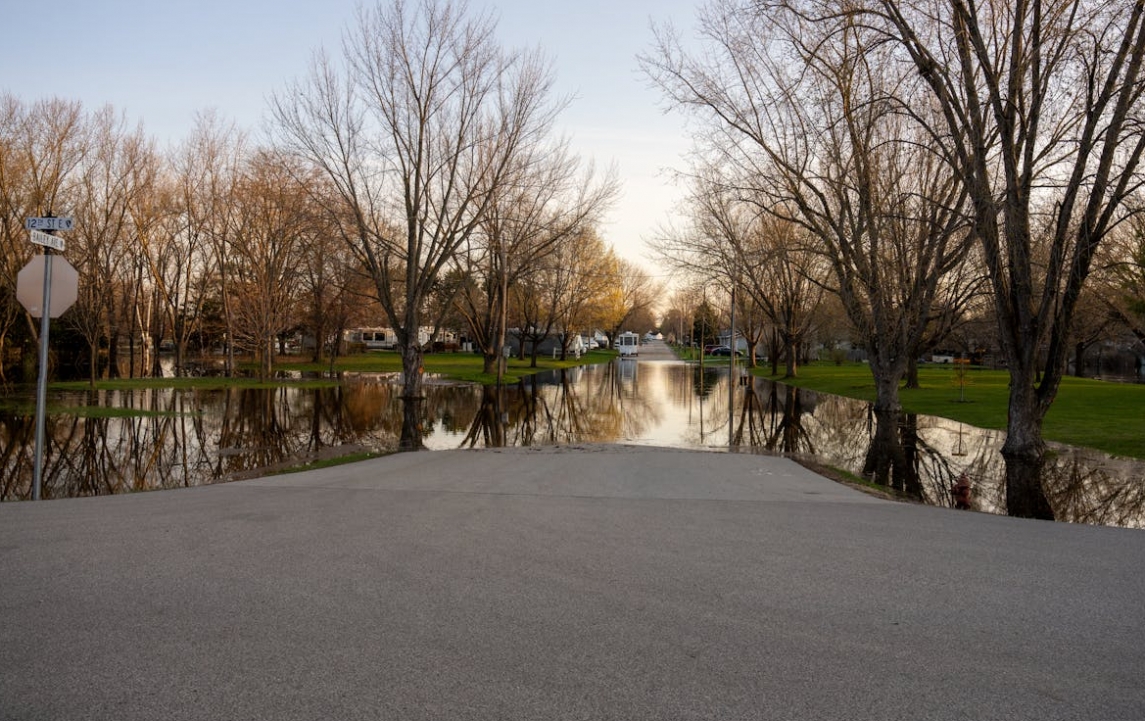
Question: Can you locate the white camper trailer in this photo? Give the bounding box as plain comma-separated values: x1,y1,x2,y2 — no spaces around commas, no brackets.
617,331,640,357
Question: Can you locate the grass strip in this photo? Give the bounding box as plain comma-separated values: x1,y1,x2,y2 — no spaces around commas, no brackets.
752,362,1145,459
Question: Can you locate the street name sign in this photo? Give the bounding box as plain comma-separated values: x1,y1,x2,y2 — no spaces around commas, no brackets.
29,229,66,251
25,216,74,231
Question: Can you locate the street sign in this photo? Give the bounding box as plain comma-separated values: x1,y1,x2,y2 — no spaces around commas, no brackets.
29,229,66,251
25,216,74,231
16,255,79,318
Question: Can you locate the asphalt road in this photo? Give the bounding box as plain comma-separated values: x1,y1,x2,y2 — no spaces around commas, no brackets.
2,445,1143,720
628,337,678,360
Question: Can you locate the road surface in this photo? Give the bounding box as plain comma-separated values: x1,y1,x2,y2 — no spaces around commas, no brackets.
2,445,1142,720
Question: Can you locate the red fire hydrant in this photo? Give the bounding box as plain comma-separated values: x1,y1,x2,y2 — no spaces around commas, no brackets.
952,474,973,510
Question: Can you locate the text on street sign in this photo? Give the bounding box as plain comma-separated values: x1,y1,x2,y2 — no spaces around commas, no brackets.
25,217,74,231
29,229,66,251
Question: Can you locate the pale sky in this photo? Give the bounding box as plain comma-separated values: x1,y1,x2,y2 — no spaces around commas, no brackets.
2,0,701,268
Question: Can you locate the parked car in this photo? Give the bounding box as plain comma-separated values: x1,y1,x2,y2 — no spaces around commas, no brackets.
709,345,742,357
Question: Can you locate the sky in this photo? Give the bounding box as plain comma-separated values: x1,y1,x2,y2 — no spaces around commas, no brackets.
2,0,702,268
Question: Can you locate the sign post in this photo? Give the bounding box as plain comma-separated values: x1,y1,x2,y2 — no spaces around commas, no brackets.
32,250,53,500
20,217,75,500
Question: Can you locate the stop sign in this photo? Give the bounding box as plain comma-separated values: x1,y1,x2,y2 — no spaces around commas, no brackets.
17,255,79,318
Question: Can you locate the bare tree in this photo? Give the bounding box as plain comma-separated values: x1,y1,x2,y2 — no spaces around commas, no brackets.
228,150,312,381
295,185,371,367
453,139,616,374
68,107,154,383
656,168,830,378
174,111,245,376
0,96,86,377
864,0,1145,518
643,3,974,418
141,136,218,377
273,0,564,445
1097,210,1145,351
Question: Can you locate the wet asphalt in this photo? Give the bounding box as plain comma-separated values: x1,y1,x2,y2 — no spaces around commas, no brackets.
2,444,1143,721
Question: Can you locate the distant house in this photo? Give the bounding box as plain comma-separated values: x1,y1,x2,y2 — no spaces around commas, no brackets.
508,330,587,358
717,330,751,354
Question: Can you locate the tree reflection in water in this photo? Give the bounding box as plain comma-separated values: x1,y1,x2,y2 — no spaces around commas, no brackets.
2,362,1143,528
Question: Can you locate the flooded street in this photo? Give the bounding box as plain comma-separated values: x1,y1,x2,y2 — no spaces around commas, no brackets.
2,349,1143,527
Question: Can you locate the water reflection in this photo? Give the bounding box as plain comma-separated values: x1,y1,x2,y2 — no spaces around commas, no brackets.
2,360,1143,528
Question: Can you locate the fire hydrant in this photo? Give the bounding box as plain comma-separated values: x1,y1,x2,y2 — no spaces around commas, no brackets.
952,474,973,510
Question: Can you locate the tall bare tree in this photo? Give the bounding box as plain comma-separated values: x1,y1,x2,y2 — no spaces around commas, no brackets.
655,169,830,378
228,150,313,381
453,140,616,374
0,95,86,374
68,107,154,383
273,0,565,445
175,111,245,376
643,3,974,419
864,0,1145,517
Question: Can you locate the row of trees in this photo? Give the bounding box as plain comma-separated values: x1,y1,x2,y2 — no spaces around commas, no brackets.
1,1,662,411
268,0,669,410
642,0,1145,518
0,98,372,384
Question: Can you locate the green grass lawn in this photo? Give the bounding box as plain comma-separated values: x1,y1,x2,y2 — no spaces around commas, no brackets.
752,362,1145,459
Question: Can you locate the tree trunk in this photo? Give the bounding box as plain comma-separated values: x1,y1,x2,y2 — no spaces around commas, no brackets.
399,397,425,450
1073,341,1086,378
150,332,163,377
107,327,120,379
900,413,922,498
1001,380,1055,519
221,268,236,377
779,384,805,454
862,407,902,488
400,340,424,400
783,335,797,378
872,371,902,414
904,356,919,389
89,340,98,388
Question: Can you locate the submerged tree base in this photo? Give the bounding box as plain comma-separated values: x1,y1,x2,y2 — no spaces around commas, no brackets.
862,408,923,499
1003,447,1055,520
399,397,426,451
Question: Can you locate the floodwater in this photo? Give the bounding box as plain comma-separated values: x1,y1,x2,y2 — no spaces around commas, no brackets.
2,357,1143,527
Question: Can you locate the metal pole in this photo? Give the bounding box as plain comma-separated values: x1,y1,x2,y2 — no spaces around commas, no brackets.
728,282,735,449
32,249,54,500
